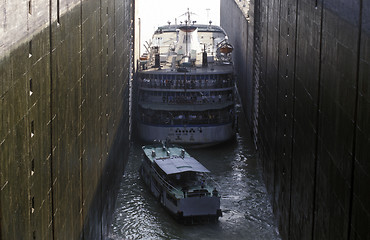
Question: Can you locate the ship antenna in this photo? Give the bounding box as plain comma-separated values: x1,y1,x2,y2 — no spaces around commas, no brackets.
187,8,190,23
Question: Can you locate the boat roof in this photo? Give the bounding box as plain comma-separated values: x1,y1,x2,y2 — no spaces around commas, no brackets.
142,144,210,175
154,156,210,175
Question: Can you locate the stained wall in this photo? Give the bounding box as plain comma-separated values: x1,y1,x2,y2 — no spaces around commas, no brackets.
0,0,133,239
221,0,370,239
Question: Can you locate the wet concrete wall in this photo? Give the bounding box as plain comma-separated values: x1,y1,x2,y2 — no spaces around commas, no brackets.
0,0,133,239
220,1,254,129
221,0,370,239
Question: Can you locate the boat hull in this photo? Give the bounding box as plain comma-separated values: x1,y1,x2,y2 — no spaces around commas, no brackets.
137,122,235,146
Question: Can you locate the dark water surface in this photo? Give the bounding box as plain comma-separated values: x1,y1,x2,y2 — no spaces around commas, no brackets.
109,123,281,240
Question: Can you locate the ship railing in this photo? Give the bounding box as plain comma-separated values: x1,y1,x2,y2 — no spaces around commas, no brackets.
139,95,233,105
186,189,210,198
139,108,234,125
140,116,233,125
138,80,234,89
150,166,218,198
151,166,181,194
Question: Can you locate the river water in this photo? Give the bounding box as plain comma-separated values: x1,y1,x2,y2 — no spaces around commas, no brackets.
109,121,281,240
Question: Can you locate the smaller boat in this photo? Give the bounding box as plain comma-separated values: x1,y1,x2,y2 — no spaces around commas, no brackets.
140,142,222,223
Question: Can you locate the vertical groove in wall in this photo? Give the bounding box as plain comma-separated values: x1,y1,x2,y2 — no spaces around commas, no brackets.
260,0,275,209
0,162,1,237
49,0,55,239
99,0,103,238
252,0,261,149
311,0,324,238
272,0,282,221
347,0,363,238
263,0,272,209
79,0,84,239
288,0,299,237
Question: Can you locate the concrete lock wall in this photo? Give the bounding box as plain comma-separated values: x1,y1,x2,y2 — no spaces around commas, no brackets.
221,0,370,239
0,0,133,239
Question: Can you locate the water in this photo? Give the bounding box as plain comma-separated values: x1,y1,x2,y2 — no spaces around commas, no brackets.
110,123,281,240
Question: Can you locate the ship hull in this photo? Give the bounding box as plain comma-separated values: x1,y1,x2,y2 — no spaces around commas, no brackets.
137,122,235,146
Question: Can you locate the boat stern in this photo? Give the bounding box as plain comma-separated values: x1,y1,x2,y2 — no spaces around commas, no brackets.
176,194,221,223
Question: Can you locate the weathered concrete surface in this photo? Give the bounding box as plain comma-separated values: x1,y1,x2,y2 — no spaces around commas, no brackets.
0,0,133,239
221,0,370,239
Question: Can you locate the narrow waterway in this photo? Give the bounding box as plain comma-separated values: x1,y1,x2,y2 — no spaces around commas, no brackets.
109,120,281,239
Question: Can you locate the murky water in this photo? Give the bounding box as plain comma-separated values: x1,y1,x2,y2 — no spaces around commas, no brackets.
109,122,281,240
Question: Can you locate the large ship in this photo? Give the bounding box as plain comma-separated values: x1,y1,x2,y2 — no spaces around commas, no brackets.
135,10,236,146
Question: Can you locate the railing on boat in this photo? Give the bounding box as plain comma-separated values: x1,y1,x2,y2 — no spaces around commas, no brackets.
139,109,234,125
138,79,234,89
150,165,219,198
139,92,234,105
